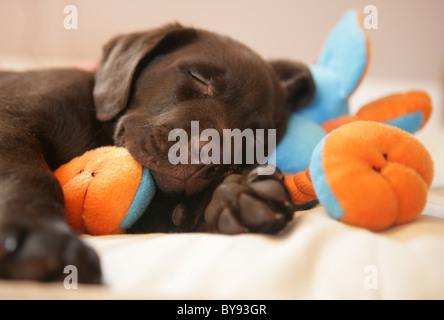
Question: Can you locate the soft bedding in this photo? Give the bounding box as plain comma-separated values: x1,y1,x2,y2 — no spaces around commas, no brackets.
1,188,443,300
82,190,444,300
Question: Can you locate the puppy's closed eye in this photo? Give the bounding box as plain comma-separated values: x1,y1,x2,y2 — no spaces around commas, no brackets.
175,61,227,100
187,70,213,97
175,68,214,100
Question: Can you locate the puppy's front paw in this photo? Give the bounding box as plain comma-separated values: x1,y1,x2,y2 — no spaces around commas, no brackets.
0,221,101,284
204,167,294,234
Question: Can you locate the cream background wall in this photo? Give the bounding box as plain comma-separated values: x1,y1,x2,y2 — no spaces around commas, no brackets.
0,0,443,124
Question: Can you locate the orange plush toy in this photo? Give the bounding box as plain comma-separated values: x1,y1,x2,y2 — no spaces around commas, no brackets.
284,115,434,231
54,146,155,235
275,9,435,231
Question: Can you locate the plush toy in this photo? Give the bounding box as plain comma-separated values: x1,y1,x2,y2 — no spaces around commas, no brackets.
284,116,434,231
271,9,434,230
268,9,431,174
55,9,434,235
54,146,155,235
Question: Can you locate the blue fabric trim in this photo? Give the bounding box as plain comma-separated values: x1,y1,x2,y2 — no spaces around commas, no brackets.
383,112,423,134
310,137,345,220
120,167,156,229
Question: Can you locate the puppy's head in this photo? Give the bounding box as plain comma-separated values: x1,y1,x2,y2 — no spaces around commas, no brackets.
94,24,314,195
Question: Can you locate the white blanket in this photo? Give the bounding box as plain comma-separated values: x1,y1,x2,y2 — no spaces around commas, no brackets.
1,189,443,300
89,195,444,300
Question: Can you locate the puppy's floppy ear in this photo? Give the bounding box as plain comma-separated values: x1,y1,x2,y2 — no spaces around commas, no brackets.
94,24,197,121
269,60,315,110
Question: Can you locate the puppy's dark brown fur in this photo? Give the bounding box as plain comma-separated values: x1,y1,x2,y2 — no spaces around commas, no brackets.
0,24,314,283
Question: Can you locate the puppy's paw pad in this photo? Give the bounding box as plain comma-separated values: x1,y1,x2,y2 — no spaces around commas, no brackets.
205,167,294,234
218,208,247,234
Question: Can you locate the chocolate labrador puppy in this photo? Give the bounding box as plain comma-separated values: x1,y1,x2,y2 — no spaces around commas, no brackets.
0,24,314,283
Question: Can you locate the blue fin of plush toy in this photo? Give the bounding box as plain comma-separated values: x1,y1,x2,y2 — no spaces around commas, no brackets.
273,10,368,174
120,167,156,229
317,9,368,97
298,9,368,124
269,113,326,174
